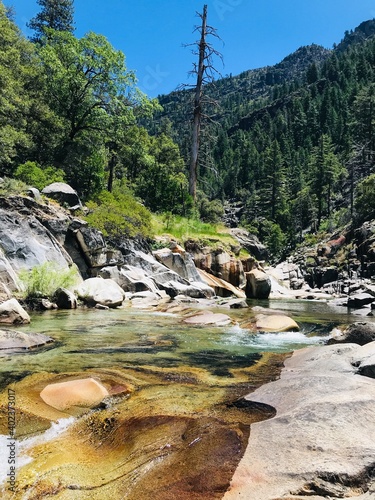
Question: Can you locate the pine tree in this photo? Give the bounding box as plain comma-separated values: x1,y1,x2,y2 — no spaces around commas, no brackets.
28,0,74,42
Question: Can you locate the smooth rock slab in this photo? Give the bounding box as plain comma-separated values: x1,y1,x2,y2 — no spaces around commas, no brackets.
224,342,375,500
255,314,299,332
40,378,109,411
0,329,53,350
184,311,232,326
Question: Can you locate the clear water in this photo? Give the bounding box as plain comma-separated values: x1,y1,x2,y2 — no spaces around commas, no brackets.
1,299,367,386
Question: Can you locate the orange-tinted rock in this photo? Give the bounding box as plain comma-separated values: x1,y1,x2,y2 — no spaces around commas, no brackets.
40,378,109,411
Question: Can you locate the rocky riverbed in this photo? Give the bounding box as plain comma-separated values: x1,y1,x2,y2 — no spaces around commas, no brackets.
0,189,374,499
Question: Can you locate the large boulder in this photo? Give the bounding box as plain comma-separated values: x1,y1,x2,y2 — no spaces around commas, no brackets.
40,378,109,411
99,265,160,294
328,322,375,346
53,287,77,309
0,298,30,324
245,268,271,299
76,277,125,308
42,182,82,209
0,329,53,350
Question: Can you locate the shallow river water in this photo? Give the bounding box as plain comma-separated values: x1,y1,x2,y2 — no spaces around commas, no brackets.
0,299,373,499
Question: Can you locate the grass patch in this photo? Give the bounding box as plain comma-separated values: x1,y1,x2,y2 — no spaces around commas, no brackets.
18,262,81,300
152,214,245,253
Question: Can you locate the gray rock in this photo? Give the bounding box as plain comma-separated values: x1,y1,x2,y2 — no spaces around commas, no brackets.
230,228,268,261
328,322,375,346
0,298,30,324
0,207,72,272
76,277,125,308
245,268,271,299
153,248,203,282
347,293,375,309
42,182,82,209
54,287,77,309
223,342,375,500
0,329,54,350
27,188,42,201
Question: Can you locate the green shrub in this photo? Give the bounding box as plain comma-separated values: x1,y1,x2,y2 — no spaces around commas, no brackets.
0,177,28,196
84,187,152,239
19,262,81,299
14,161,65,191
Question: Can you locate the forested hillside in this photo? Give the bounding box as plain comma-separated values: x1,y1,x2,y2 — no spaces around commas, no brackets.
1,0,375,260
148,19,375,257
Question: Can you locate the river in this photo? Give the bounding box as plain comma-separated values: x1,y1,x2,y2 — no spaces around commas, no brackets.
0,299,373,499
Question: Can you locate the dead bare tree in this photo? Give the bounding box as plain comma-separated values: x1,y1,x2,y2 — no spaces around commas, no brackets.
183,5,223,202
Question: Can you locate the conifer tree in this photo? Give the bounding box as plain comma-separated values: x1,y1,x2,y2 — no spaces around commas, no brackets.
28,0,74,42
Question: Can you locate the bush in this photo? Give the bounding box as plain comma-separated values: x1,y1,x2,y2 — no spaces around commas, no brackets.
0,177,28,196
14,161,65,191
199,197,224,223
19,262,81,300
84,187,152,239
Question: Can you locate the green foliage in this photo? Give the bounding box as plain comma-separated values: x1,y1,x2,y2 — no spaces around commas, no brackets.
19,262,80,299
28,0,75,43
355,173,375,222
14,161,65,190
198,195,224,223
262,220,287,261
84,186,152,239
0,177,28,196
152,213,236,247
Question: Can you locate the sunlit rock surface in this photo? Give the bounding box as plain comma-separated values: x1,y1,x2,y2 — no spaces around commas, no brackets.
40,378,110,410
224,342,375,500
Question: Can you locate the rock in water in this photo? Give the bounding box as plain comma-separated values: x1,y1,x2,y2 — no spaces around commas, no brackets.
245,268,271,299
255,314,299,332
184,311,232,326
0,298,30,324
76,277,125,307
328,321,375,345
0,329,53,350
40,378,109,411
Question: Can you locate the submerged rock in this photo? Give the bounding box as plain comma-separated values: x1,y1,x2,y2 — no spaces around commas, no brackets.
0,329,53,350
0,298,30,324
184,311,233,326
40,377,109,411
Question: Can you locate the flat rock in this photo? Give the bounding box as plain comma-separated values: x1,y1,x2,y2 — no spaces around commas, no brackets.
0,329,54,350
255,313,299,332
224,342,375,500
184,311,232,326
40,378,109,411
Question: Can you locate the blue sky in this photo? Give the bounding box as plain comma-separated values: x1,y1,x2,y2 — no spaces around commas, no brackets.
8,0,375,97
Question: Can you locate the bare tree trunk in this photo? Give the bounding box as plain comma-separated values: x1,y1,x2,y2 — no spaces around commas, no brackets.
189,4,207,201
